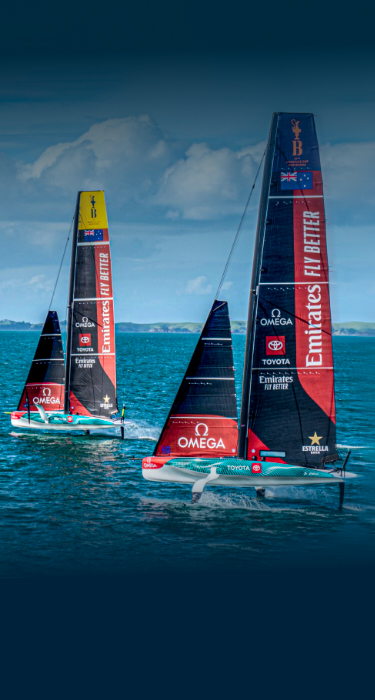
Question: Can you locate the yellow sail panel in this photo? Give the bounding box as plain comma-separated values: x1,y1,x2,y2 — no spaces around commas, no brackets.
79,191,108,230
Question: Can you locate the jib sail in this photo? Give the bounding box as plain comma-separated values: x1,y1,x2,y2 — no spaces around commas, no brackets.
64,191,117,418
239,113,338,467
154,300,238,457
17,310,65,413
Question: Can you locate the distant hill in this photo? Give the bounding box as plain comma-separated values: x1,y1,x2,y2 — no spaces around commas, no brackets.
332,322,375,336
1,319,375,336
115,321,247,334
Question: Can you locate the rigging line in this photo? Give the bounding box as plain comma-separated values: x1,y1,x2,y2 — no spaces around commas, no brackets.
214,149,266,300
48,215,75,311
258,296,333,337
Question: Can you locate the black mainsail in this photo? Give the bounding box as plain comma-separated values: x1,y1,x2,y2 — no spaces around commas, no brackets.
64,191,117,418
17,310,65,413
239,112,337,467
154,300,238,457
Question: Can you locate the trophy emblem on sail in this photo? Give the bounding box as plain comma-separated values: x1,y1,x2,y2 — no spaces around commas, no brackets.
291,118,303,156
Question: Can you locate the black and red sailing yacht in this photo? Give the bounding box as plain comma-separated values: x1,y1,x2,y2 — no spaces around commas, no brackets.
11,191,125,434
143,113,355,504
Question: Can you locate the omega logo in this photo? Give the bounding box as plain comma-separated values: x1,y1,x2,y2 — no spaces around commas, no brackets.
177,422,225,450
260,309,293,326
195,423,209,437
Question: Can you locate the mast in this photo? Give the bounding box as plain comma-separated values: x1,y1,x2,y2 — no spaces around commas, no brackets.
240,112,337,467
238,114,279,459
64,191,81,413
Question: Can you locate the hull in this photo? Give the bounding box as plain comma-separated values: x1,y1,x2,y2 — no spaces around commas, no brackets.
11,411,117,432
143,456,352,487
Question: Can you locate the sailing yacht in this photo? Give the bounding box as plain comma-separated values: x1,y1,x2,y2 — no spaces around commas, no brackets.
142,113,355,505
11,191,124,434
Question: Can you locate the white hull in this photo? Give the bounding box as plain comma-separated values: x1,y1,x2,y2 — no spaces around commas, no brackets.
143,461,353,487
11,417,122,432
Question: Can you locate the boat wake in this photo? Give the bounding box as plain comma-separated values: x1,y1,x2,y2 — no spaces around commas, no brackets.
120,421,158,442
337,444,370,449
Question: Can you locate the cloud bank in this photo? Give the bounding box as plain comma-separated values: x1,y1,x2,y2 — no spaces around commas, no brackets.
0,113,370,228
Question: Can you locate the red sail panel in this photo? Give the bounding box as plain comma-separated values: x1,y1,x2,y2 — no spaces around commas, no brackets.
17,310,65,412
293,191,335,422
154,300,238,458
68,192,117,418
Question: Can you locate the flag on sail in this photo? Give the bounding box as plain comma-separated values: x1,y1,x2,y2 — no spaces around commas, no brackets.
244,113,338,467
67,191,117,418
280,171,313,189
17,310,65,412
154,300,238,457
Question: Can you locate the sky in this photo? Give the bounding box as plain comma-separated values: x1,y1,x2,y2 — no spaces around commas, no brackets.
1,1,375,324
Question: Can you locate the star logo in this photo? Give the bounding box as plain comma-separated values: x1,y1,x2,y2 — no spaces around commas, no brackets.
103,395,110,404
309,431,322,446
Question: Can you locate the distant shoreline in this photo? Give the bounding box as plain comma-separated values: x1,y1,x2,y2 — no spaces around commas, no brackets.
1,319,375,337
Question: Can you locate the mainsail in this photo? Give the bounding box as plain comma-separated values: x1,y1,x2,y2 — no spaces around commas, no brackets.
17,310,65,413
154,300,238,457
64,191,117,418
239,113,338,467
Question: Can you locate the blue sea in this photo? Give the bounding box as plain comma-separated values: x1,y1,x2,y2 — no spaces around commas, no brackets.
0,332,374,578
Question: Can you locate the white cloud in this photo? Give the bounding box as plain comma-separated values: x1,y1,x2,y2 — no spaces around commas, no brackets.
221,281,233,291
320,141,375,223
154,141,264,219
0,272,53,296
184,276,213,295
18,116,172,201
8,114,375,227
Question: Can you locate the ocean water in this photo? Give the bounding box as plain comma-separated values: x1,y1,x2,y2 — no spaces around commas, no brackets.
0,332,374,578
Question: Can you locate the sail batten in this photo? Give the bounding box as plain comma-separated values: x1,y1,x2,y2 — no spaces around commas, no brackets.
65,191,117,419
17,310,65,413
154,300,238,457
241,113,337,467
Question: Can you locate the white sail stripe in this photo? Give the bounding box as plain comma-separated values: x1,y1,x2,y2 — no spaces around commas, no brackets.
70,353,116,357
32,359,64,362
41,333,61,337
185,377,234,380
259,282,329,285
77,241,109,246
269,195,324,199
253,367,333,370
169,415,236,419
74,297,113,301
25,382,64,386
202,337,231,341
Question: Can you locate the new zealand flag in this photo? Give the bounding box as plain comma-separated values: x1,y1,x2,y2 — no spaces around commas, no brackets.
280,171,313,190
84,229,104,241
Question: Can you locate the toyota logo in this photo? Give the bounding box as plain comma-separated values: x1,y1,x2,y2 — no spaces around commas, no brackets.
268,340,283,351
81,336,90,344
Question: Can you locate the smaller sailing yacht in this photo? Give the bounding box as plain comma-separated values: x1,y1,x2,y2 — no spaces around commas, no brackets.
143,113,355,505
11,191,124,433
